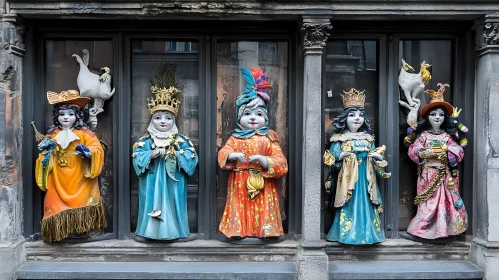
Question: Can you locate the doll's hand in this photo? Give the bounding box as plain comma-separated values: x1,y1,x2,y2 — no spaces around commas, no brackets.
249,155,269,169
228,152,246,163
152,148,166,159
75,144,92,158
368,152,383,161
339,152,352,160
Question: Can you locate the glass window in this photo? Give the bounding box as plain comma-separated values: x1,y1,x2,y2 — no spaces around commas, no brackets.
323,40,379,233
398,40,454,230
216,41,289,232
130,40,200,233
44,39,115,233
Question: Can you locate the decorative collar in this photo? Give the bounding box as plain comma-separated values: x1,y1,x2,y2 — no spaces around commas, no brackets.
146,121,178,139
330,131,374,142
54,128,80,149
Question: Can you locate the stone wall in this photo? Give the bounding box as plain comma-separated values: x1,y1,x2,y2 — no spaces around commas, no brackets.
0,12,25,280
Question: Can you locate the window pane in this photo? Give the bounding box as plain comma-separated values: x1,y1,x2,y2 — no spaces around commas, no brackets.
323,40,379,233
398,40,454,230
43,40,115,233
130,40,199,233
216,41,289,232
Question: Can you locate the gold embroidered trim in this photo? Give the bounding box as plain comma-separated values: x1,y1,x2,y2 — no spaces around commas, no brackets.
330,132,374,143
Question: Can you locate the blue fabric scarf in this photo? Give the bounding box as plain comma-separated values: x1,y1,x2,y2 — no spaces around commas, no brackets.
232,120,269,139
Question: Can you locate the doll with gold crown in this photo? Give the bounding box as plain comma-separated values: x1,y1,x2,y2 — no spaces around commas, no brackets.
132,71,198,241
323,89,390,245
34,90,107,242
218,67,288,240
406,83,467,239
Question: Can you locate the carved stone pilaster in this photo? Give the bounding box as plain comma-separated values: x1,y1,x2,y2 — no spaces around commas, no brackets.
483,22,498,46
298,16,331,280
475,14,499,50
2,14,25,57
301,18,332,53
0,12,25,280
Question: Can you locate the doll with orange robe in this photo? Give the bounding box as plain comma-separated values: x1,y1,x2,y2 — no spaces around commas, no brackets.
35,90,106,242
218,67,288,239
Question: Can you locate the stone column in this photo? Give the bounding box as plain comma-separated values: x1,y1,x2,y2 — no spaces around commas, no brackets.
0,13,25,280
297,16,331,280
473,14,499,280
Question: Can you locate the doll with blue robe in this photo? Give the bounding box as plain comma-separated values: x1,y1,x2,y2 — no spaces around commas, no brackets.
132,86,198,241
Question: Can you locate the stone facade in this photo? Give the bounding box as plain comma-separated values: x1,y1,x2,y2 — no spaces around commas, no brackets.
1,1,499,280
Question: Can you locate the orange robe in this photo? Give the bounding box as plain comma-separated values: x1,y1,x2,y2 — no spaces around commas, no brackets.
218,131,288,238
35,128,106,242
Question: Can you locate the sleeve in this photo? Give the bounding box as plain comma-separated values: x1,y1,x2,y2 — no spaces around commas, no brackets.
330,141,343,170
218,136,237,170
132,138,153,177
261,139,288,179
408,134,426,164
176,135,198,176
82,132,105,179
35,151,52,191
446,136,464,166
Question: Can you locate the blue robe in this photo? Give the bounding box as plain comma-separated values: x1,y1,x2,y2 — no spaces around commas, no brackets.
132,133,198,240
326,136,385,245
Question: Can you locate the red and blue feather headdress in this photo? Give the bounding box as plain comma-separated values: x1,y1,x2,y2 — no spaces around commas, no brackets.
233,67,272,139
236,67,272,113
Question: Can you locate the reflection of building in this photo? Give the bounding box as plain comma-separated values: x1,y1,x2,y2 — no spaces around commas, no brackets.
0,2,497,280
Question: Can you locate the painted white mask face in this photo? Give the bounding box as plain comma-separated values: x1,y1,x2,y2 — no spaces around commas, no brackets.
346,109,365,133
152,111,175,132
428,108,445,130
239,107,266,130
58,109,77,129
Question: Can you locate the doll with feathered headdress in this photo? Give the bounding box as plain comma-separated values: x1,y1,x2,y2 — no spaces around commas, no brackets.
218,67,288,239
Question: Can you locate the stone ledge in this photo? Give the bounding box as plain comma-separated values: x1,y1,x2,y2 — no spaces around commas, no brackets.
24,238,473,262
16,261,297,279
325,239,472,261
329,260,483,279
24,239,299,262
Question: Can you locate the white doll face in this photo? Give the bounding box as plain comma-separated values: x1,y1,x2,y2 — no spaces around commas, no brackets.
239,106,266,130
346,109,365,133
428,108,445,130
58,109,77,129
152,111,175,132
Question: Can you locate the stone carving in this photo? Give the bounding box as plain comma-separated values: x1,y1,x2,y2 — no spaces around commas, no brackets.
1,15,25,57
301,22,332,49
483,22,499,46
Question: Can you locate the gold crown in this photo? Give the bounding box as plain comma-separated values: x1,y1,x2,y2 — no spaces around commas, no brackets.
147,86,181,116
340,88,366,109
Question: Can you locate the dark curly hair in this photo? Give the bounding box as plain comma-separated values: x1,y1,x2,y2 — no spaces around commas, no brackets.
48,104,87,134
333,107,372,134
415,106,459,142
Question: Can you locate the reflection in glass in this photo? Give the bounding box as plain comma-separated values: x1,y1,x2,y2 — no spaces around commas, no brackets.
216,41,289,232
130,40,199,233
323,40,378,233
398,40,453,230
44,40,114,233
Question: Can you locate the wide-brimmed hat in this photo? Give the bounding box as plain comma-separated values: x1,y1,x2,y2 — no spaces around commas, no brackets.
47,90,91,108
420,83,453,117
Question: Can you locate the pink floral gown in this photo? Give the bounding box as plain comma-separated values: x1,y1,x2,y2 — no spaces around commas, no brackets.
407,131,468,239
